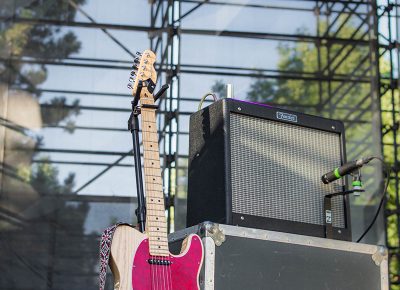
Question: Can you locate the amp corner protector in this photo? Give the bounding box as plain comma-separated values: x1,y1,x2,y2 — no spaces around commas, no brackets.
200,222,226,246
372,245,388,266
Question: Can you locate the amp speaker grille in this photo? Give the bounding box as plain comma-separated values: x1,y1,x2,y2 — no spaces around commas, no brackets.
230,113,345,228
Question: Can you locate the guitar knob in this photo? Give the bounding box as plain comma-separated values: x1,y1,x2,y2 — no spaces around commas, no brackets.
127,83,133,89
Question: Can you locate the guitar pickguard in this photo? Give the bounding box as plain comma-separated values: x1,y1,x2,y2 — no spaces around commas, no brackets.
132,234,203,290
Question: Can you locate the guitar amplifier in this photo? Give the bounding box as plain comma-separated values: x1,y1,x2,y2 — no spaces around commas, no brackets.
169,223,388,290
187,98,351,240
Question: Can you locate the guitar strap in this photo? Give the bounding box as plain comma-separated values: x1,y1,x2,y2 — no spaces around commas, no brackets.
99,223,133,290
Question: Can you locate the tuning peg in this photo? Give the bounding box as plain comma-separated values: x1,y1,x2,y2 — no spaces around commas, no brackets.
134,57,140,64
127,83,133,89
136,51,142,56
130,70,136,77
129,77,135,82
131,63,138,69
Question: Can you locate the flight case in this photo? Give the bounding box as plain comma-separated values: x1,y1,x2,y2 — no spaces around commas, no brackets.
168,223,388,290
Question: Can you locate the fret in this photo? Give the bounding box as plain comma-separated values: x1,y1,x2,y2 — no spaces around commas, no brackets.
146,205,163,210
145,173,162,180
146,221,168,226
149,238,168,243
147,224,168,229
151,240,170,247
141,134,158,143
144,178,162,185
146,182,162,188
145,184,163,192
145,191,163,199
146,204,164,209
147,211,165,218
147,216,166,222
143,168,162,177
141,111,157,120
149,250,169,256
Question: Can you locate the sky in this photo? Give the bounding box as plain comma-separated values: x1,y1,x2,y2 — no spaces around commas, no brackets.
38,0,317,197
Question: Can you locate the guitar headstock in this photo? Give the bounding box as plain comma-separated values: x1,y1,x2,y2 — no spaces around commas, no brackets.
128,49,157,105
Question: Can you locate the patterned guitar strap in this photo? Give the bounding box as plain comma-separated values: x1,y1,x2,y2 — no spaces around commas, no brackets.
99,223,132,290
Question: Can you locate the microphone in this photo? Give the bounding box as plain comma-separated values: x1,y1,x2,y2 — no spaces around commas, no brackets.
321,157,374,184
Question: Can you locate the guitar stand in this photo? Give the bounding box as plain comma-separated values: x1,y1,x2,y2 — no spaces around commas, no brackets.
324,189,364,239
128,80,169,233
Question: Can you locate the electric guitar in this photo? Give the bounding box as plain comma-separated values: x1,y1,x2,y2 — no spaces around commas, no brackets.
109,50,203,290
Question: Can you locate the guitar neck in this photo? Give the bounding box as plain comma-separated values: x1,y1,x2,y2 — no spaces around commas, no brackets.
141,107,169,256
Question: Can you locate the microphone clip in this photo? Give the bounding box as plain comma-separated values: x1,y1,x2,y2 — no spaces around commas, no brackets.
350,168,363,195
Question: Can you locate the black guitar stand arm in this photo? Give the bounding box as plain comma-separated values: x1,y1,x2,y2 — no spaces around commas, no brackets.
128,80,169,233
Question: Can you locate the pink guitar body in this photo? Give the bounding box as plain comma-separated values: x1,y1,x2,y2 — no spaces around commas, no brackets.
110,225,203,290
132,235,203,290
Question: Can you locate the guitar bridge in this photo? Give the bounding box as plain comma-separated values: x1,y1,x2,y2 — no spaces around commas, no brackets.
147,258,172,266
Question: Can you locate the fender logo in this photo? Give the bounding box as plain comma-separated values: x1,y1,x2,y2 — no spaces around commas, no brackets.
276,111,298,123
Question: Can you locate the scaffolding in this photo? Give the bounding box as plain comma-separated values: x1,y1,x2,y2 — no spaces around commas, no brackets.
378,0,400,287
0,0,398,288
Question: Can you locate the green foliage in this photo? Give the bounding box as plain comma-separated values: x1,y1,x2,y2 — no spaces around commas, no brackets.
238,18,398,287
211,79,227,99
40,97,80,129
0,1,85,130
29,158,76,195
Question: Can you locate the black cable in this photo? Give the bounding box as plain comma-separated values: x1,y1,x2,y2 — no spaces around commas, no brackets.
356,156,391,243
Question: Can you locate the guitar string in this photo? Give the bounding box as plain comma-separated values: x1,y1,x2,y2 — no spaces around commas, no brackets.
166,255,172,290
160,256,167,289
150,245,154,290
167,254,173,289
161,255,166,290
167,255,172,290
165,255,170,290
152,257,157,290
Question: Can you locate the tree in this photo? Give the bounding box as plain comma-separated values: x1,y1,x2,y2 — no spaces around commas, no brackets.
213,19,397,286
0,0,84,127
253,23,398,287
0,1,99,289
